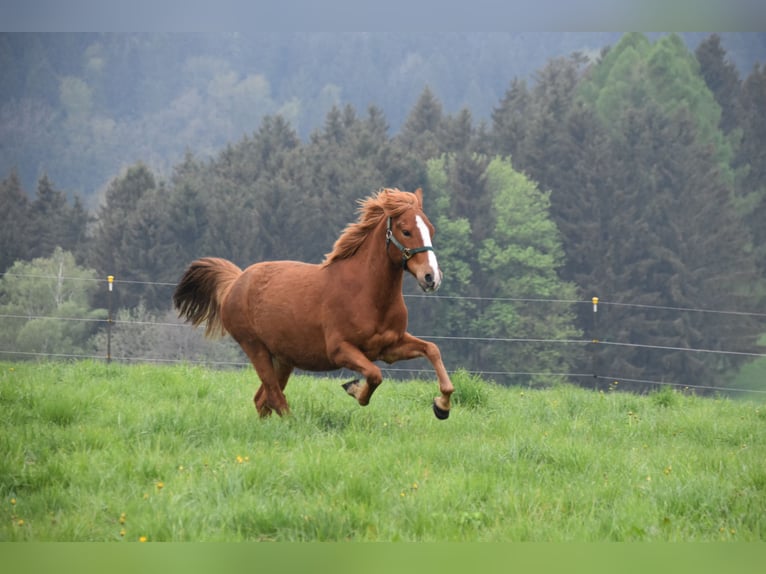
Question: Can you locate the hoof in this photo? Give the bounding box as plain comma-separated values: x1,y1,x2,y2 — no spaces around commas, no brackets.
432,399,450,420
342,379,360,394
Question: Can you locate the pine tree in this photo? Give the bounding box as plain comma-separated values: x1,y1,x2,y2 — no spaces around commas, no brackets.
489,56,607,346
440,108,475,154
490,77,530,162
600,102,760,388
587,34,734,184
29,174,90,261
198,114,303,264
492,33,764,390
0,171,31,273
736,64,766,280
546,101,615,337
500,55,587,211
695,34,742,135
289,103,424,264
294,105,389,261
396,86,445,161
439,153,491,241
88,163,158,309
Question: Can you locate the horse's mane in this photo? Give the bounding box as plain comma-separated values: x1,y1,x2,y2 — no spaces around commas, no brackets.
321,188,420,267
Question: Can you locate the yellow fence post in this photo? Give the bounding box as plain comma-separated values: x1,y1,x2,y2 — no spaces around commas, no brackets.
591,296,599,387
107,276,114,364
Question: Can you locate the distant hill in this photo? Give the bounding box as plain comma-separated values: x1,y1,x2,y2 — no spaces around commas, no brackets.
1,33,764,198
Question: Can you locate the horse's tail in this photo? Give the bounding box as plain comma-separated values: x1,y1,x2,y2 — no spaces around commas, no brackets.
173,257,243,338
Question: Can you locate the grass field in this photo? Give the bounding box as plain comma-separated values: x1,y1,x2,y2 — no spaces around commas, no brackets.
1,361,764,541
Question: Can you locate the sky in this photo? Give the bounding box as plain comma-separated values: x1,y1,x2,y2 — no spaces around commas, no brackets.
2,1,764,33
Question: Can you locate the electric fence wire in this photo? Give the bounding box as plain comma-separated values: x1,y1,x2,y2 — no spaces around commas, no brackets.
2,273,765,395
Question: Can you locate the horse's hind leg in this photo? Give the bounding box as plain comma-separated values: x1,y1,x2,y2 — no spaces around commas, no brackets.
240,341,291,417
253,384,270,416
254,358,293,417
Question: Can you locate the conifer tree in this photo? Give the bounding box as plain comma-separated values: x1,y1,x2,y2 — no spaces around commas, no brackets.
505,33,762,389
736,64,766,281
598,102,760,388
88,163,158,309
29,174,90,262
198,114,303,265
695,33,742,135
0,171,31,273
490,77,530,162
396,86,445,161
440,108,475,154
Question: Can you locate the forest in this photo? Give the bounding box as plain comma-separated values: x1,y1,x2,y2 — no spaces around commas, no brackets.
1,32,765,394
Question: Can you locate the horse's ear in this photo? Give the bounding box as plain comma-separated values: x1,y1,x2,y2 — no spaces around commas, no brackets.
415,187,423,207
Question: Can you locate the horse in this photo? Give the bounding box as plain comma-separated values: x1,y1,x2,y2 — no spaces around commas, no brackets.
173,187,454,419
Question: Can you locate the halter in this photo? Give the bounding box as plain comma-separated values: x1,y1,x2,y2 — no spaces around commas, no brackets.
386,216,435,270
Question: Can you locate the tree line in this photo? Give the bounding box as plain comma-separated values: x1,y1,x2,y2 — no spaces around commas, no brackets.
3,33,763,199
1,33,764,392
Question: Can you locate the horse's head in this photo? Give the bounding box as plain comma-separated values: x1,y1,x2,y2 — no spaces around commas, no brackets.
385,188,442,292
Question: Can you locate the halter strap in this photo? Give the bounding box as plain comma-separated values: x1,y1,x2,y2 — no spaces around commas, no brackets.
386,217,435,270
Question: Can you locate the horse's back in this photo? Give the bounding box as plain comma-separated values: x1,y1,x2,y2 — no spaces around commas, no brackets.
225,260,325,320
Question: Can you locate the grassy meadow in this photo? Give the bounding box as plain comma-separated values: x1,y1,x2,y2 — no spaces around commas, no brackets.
0,360,764,542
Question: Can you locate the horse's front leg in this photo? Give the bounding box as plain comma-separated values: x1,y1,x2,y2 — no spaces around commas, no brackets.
381,332,454,420
329,342,384,406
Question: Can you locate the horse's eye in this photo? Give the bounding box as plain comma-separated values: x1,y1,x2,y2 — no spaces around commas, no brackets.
402,230,411,237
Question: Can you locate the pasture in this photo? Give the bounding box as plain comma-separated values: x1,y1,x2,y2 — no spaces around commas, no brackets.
0,361,764,541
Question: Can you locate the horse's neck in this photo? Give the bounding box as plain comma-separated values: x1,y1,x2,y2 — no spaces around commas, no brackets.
351,224,404,304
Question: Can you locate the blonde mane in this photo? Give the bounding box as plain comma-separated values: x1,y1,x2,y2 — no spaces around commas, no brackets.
321,188,420,266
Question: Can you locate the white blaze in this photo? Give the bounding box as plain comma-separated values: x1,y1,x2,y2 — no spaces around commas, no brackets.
415,215,441,287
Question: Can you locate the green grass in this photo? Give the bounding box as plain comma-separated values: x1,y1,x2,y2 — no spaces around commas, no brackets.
1,361,764,541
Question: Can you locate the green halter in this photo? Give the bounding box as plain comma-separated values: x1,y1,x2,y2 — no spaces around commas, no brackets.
386,217,435,270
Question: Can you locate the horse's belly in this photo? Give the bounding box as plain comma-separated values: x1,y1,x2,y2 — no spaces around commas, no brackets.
270,326,402,371
286,352,338,372
254,313,334,370
358,330,400,360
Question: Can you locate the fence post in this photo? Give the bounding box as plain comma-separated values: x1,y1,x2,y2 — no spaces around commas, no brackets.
107,275,114,364
591,296,599,388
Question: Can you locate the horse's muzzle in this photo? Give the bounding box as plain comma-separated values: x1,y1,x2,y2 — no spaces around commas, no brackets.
418,268,442,292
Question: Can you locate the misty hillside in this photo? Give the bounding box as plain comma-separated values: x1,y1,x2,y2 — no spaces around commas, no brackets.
2,32,764,200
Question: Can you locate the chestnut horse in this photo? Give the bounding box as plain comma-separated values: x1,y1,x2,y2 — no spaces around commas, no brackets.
173,188,454,419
